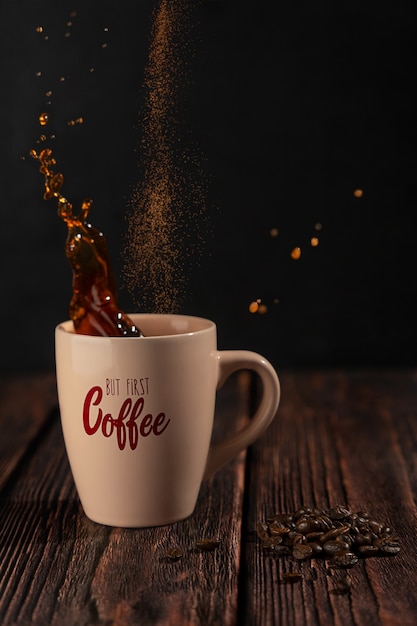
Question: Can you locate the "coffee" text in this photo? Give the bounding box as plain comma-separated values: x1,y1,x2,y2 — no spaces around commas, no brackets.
83,386,170,450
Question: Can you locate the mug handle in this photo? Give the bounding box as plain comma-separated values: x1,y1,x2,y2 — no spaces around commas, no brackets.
203,350,280,479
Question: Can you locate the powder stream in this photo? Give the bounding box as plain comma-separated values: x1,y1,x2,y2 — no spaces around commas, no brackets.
123,0,205,313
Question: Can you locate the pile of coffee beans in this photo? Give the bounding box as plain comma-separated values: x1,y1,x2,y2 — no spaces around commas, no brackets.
256,505,400,569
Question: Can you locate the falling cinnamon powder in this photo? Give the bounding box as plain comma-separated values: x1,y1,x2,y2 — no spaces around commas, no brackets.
123,0,206,313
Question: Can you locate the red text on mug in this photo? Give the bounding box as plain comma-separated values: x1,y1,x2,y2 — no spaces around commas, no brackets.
83,385,170,450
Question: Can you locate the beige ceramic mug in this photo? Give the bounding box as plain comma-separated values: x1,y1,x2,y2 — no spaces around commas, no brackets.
55,313,280,527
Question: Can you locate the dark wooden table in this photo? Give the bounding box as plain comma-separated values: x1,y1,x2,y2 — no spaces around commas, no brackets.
1,369,416,626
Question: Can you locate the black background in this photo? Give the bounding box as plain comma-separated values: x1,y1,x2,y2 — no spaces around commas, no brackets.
1,0,416,373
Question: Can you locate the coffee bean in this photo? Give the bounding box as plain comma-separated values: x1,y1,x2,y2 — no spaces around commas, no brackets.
328,505,351,520
358,544,380,556
165,547,183,561
333,577,351,593
374,537,401,554
195,539,220,551
320,524,351,542
292,544,313,560
323,540,350,556
280,572,302,584
329,552,359,569
257,505,400,570
296,518,321,534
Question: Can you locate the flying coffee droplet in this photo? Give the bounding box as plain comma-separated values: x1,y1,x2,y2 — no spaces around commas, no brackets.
81,198,93,211
31,148,143,338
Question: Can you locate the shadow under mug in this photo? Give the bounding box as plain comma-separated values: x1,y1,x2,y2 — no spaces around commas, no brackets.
55,313,281,527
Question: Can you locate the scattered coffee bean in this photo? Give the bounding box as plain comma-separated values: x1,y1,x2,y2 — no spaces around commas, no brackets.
374,537,401,554
256,505,400,570
280,572,303,584
358,544,380,556
293,544,313,560
195,539,220,551
328,551,359,569
165,547,184,561
332,577,351,594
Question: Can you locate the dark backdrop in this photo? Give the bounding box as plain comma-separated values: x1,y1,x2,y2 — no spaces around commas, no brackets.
1,0,416,373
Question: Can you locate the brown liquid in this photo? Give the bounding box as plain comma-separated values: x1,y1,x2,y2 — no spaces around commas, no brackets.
31,148,142,337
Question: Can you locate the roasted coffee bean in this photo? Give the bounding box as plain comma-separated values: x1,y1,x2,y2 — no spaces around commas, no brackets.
256,521,269,540
320,524,351,542
338,534,353,547
280,572,302,583
318,515,333,531
267,513,294,526
358,544,380,556
269,520,291,536
268,544,291,556
328,505,351,520
333,577,351,593
309,542,324,556
257,504,400,570
328,552,359,569
195,539,220,551
369,520,384,534
165,547,184,561
374,537,401,554
306,531,323,541
262,536,283,550
292,544,313,560
296,518,321,534
292,532,306,545
294,507,312,519
323,540,350,556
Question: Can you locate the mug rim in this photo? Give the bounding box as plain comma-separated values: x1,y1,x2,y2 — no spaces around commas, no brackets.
56,313,216,340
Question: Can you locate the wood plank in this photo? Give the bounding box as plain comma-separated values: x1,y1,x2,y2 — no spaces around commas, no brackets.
0,372,250,626
0,373,57,491
241,370,417,626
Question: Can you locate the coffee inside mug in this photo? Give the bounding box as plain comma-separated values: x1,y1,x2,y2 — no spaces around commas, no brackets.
61,313,214,338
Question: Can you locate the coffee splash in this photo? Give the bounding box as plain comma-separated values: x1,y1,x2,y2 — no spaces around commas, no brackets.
31,147,142,337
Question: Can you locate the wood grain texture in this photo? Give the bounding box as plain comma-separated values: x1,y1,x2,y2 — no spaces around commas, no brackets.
241,369,417,626
2,370,417,625
0,373,57,491
0,372,249,626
